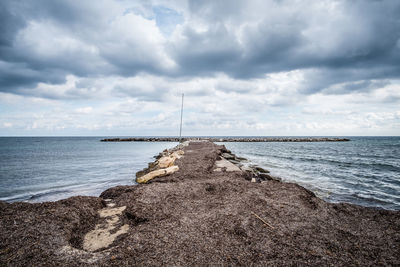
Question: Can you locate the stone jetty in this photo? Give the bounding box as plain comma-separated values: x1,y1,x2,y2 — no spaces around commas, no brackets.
101,137,350,142
1,140,398,266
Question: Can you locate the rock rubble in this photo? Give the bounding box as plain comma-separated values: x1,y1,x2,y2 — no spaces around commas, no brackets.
101,137,350,142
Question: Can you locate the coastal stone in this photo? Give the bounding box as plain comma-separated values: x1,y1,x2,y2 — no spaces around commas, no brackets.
240,165,254,173
141,149,184,179
101,137,351,142
158,156,176,168
272,176,282,182
136,169,147,178
136,166,179,184
83,206,128,252
258,173,273,181
98,206,126,217
228,159,241,165
148,161,158,169
171,150,184,159
175,141,190,150
215,158,241,172
254,166,270,173
222,153,235,160
251,178,257,183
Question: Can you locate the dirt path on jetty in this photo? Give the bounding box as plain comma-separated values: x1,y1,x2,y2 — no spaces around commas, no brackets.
1,141,399,266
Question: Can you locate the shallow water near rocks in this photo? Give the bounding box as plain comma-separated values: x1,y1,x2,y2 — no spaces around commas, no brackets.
219,136,400,210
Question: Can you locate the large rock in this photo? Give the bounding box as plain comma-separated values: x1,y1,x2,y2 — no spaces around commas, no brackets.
254,166,270,173
221,153,235,160
240,165,254,173
83,206,128,252
214,158,241,172
157,150,184,168
171,150,184,159
157,156,176,168
136,166,179,184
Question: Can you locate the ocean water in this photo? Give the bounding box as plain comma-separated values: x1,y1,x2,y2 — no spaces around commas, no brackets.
0,137,177,203
0,137,399,210
220,137,400,210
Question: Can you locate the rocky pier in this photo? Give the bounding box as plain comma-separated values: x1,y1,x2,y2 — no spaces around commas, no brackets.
101,137,351,142
1,140,399,266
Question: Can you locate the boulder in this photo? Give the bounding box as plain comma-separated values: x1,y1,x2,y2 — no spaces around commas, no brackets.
254,166,270,173
171,150,184,159
240,165,254,173
228,159,241,165
215,158,241,172
136,166,179,184
222,153,235,160
258,173,273,181
136,169,147,178
158,156,176,168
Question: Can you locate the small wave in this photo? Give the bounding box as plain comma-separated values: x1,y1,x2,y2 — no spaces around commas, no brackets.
286,156,400,173
368,162,400,172
29,189,72,200
350,193,392,205
0,193,32,203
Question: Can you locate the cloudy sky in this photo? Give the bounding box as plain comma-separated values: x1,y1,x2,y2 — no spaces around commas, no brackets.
1,0,399,136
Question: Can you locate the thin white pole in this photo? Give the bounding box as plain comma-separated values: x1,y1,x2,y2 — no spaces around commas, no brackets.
179,93,184,142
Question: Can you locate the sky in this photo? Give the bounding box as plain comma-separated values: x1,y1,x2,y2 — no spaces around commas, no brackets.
0,0,399,136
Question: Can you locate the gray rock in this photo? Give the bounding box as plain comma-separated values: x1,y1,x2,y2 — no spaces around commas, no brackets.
222,153,235,160
228,159,240,165
215,158,241,172
240,166,254,173
101,137,351,142
259,173,273,181
254,166,270,173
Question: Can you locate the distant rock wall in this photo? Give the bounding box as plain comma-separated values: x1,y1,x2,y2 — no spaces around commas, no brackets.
101,137,350,142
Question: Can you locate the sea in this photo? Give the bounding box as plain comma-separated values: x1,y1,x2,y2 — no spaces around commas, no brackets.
0,137,399,210
0,137,177,203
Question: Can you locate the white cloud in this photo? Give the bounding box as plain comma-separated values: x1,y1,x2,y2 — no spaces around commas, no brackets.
98,11,177,73
0,0,400,136
74,107,93,114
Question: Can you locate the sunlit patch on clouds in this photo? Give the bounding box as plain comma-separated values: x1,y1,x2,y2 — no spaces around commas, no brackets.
0,0,399,136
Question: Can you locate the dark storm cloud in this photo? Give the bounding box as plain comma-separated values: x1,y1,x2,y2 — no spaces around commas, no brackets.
0,1,26,47
174,0,400,84
169,22,242,76
299,64,400,95
0,0,169,94
0,0,400,98
0,61,67,92
0,0,109,91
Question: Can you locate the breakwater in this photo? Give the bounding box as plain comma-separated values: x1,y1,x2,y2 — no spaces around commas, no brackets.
1,140,399,266
101,137,350,142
